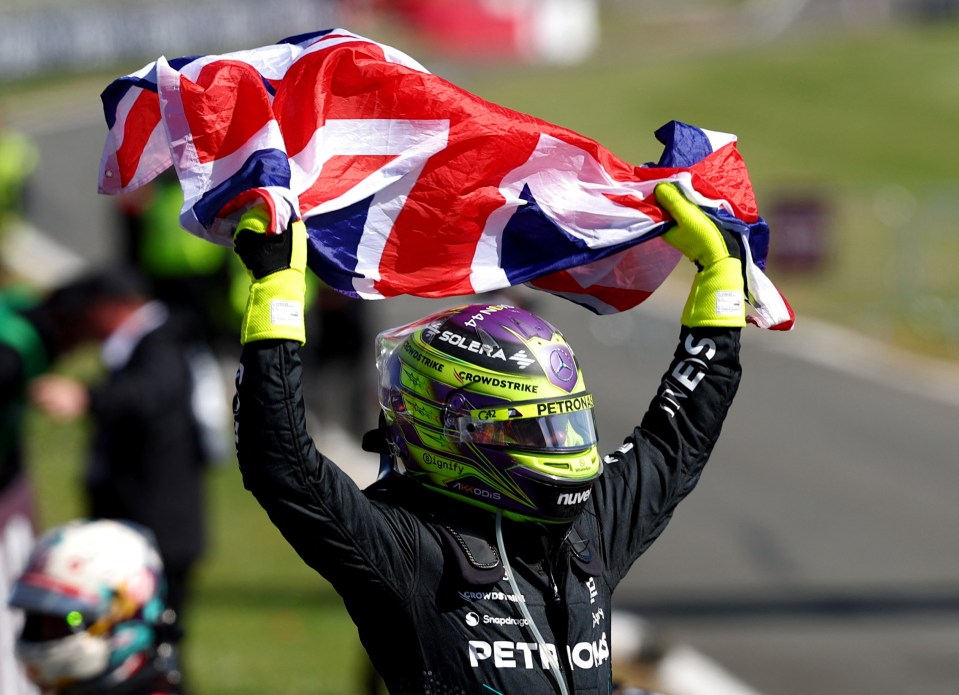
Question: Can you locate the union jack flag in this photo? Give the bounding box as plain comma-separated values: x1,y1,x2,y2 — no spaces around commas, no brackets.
98,28,793,329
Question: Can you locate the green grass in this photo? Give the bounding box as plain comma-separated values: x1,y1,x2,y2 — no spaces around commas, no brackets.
17,14,959,695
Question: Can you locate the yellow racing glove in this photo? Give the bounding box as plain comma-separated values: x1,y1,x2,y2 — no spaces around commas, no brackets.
656,183,747,328
232,207,307,344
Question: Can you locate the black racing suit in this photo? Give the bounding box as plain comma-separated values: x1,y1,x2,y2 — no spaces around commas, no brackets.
234,326,741,694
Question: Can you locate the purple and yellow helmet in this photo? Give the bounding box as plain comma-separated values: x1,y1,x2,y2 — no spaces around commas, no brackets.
376,304,602,523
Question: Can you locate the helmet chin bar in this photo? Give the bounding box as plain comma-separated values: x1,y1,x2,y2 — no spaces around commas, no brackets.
16,631,111,688
422,443,602,525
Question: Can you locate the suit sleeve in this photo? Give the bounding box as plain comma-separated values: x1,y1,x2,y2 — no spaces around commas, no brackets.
234,340,417,599
591,326,742,586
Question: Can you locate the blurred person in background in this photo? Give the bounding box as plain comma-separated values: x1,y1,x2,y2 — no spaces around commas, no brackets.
301,282,373,440
115,170,231,351
8,518,185,694
228,181,747,694
28,268,226,635
0,108,40,282
0,278,96,695
0,281,86,496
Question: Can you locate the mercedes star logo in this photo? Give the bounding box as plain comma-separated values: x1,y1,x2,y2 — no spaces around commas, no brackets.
549,348,575,383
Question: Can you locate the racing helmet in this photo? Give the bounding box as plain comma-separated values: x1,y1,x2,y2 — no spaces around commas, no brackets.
376,303,602,523
8,519,167,692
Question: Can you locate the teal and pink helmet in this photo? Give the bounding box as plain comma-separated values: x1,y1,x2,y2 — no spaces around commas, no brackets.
8,519,169,692
376,303,602,523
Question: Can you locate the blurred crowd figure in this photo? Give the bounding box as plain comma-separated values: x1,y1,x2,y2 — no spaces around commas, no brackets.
0,276,90,695
9,518,186,694
0,108,39,282
0,113,44,492
29,268,226,635
115,171,232,351
114,169,377,440
0,284,72,495
302,285,375,440
0,128,227,690
114,170,376,436
0,108,38,226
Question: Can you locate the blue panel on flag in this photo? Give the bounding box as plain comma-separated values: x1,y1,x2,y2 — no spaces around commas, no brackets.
500,185,586,284
500,185,633,285
654,121,713,168
101,77,156,129
715,209,771,272
193,149,292,228
307,195,375,296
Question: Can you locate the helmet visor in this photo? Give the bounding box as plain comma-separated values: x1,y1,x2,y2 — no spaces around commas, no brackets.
8,578,100,621
454,398,597,453
19,612,90,642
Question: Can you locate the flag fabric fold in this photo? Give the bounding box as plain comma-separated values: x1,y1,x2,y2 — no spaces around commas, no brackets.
98,28,794,330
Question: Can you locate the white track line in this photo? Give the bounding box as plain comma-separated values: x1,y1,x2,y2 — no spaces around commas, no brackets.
657,644,764,695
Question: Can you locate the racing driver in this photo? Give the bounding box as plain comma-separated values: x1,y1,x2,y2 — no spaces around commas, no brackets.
230,182,747,694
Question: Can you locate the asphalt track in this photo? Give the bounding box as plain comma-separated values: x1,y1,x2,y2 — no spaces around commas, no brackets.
8,87,959,695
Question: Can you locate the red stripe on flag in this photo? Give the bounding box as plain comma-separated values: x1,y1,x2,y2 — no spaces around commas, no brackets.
274,40,389,157
688,142,758,222
604,192,665,219
117,90,161,189
373,81,544,297
218,188,280,232
300,155,398,211
181,61,275,164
